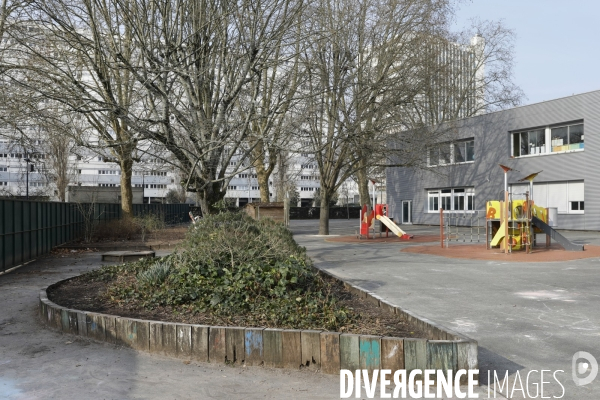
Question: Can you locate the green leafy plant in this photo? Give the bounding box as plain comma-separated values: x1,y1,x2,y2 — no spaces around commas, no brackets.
87,212,357,331
137,260,172,287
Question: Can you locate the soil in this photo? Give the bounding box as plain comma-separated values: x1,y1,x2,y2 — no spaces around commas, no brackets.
402,242,600,262
57,224,190,251
47,272,428,339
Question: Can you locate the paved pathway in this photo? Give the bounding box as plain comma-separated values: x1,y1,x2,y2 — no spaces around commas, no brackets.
0,250,343,400
5,219,598,399
291,219,600,399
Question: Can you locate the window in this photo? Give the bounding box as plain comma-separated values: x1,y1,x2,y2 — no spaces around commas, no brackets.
251,186,259,190
512,122,583,157
301,187,315,192
0,166,7,172
98,170,119,175
98,183,118,187
551,123,584,152
428,191,439,211
512,129,546,157
0,181,7,186
428,139,474,166
227,185,237,190
427,187,475,212
571,201,584,211
454,140,475,163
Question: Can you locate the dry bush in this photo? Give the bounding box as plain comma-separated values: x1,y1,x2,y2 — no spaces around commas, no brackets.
94,218,140,241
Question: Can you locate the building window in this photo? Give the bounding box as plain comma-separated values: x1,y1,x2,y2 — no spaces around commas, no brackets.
227,185,237,190
0,181,7,186
551,123,584,152
0,166,7,171
453,140,475,163
427,187,475,212
512,122,583,157
570,201,584,211
428,139,474,166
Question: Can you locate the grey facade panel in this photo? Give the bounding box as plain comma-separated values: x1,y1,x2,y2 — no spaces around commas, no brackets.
388,90,600,230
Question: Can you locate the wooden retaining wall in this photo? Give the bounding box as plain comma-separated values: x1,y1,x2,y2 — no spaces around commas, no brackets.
39,274,477,379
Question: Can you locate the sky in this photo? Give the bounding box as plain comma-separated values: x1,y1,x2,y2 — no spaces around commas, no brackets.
453,0,600,106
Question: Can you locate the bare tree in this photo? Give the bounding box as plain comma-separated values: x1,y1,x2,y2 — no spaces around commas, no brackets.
300,0,452,234
7,0,149,217
356,19,524,205
107,0,306,215
241,24,305,203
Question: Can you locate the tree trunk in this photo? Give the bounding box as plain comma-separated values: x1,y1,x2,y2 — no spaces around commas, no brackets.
256,165,271,202
119,158,134,219
356,163,370,207
198,181,226,215
318,189,331,235
57,185,66,202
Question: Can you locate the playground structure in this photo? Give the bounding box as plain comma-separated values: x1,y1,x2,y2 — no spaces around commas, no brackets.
359,203,413,240
485,166,583,252
442,210,486,247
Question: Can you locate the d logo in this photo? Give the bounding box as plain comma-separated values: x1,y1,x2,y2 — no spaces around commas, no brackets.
572,351,598,386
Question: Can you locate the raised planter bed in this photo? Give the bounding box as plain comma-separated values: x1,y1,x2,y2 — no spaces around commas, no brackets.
39,269,477,379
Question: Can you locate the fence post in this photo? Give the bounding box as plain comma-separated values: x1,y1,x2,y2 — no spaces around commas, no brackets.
440,208,444,248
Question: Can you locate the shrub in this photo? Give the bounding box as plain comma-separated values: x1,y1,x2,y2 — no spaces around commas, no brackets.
133,213,165,242
94,218,140,241
91,212,355,331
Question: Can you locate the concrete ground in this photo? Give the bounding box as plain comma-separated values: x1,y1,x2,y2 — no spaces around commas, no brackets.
2,219,599,399
291,219,600,399
0,250,345,400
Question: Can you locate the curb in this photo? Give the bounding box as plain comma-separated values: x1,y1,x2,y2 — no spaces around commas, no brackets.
40,276,478,378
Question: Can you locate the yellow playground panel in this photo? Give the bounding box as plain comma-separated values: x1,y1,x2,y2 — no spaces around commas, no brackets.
486,200,548,251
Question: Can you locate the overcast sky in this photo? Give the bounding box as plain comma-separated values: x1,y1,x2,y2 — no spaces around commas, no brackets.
453,0,600,106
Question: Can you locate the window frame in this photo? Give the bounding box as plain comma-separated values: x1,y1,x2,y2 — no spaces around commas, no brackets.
428,138,475,167
427,187,475,213
511,122,584,158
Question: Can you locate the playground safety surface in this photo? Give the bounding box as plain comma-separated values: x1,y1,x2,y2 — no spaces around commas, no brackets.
324,234,439,244
401,242,600,262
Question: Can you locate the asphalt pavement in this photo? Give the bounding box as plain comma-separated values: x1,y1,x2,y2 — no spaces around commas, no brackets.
291,219,600,399
3,219,599,399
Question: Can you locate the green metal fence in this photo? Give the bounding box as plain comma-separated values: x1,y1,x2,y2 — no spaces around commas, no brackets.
0,200,190,273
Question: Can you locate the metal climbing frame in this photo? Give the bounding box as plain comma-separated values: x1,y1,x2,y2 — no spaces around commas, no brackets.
443,210,486,247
